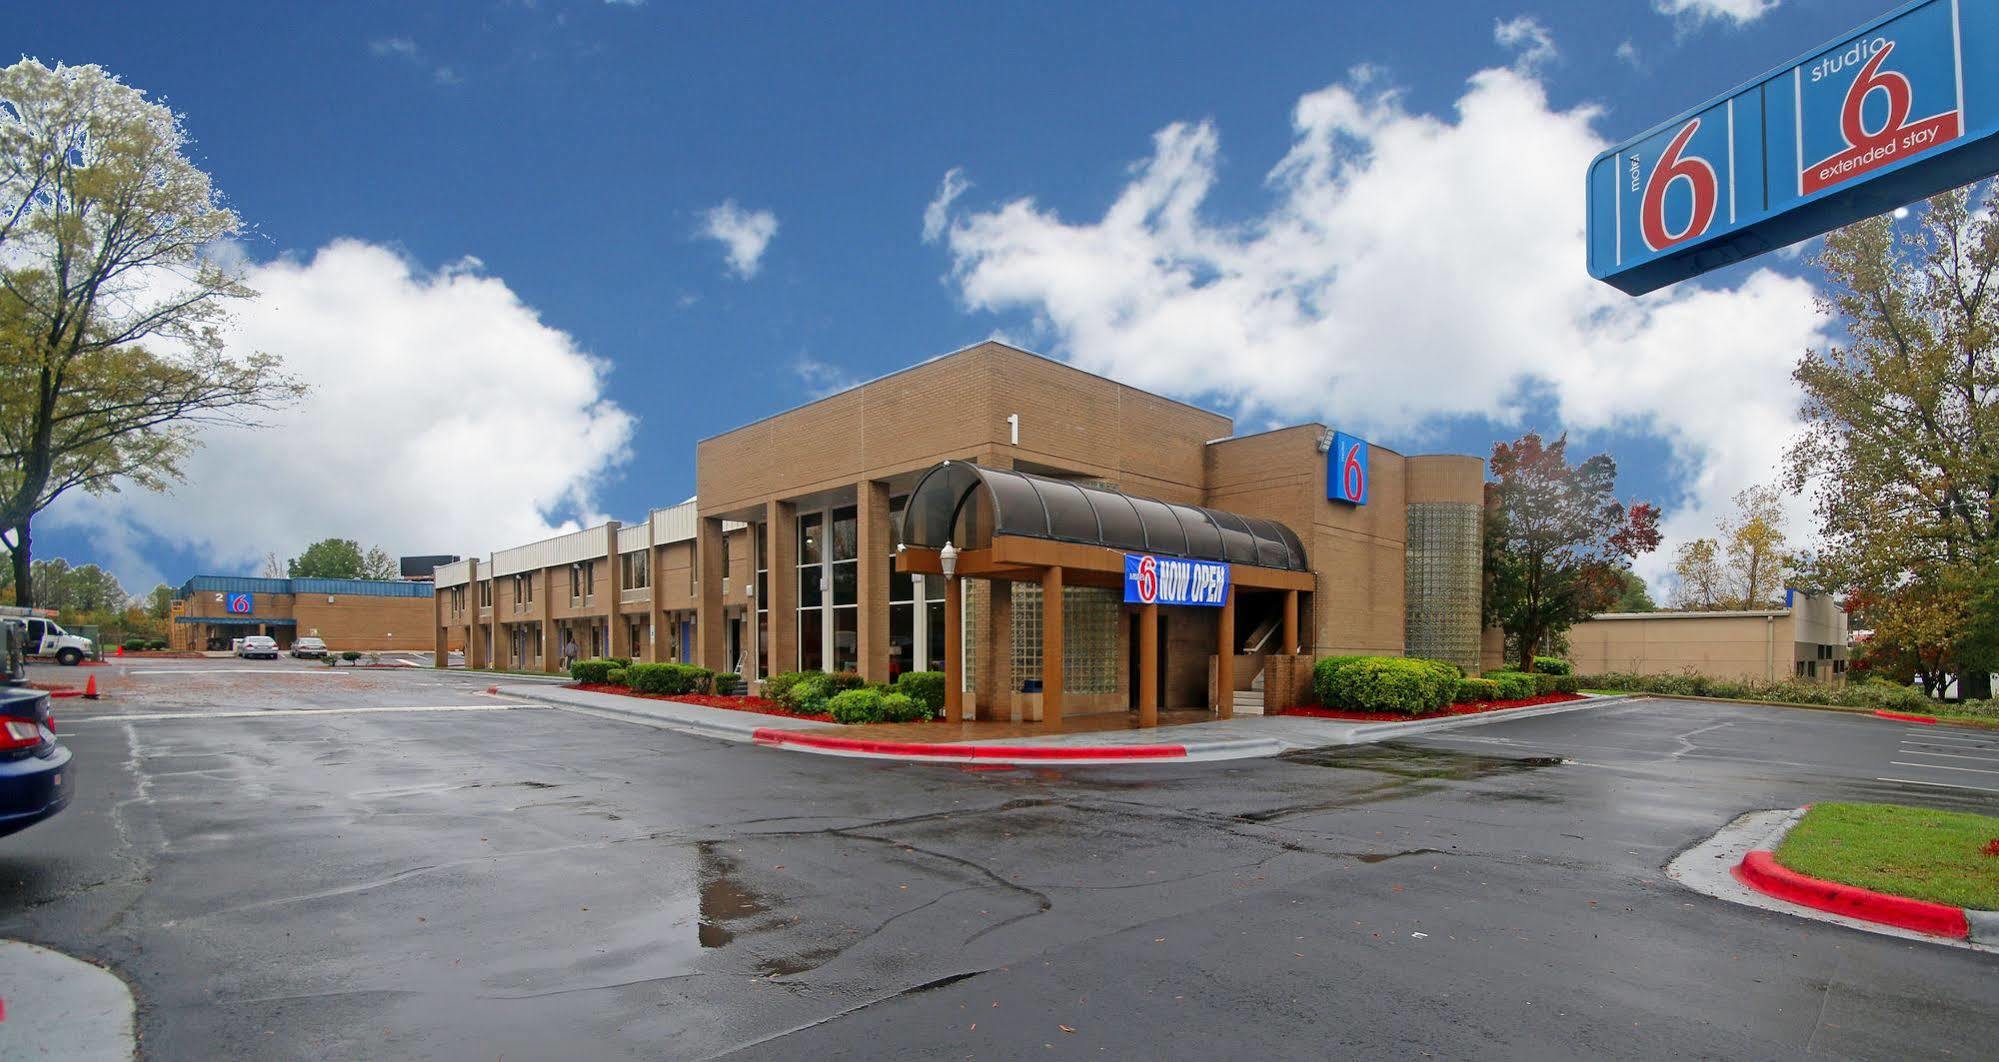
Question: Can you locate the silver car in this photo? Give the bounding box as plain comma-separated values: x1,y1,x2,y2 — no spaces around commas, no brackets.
235,636,280,660
289,636,328,659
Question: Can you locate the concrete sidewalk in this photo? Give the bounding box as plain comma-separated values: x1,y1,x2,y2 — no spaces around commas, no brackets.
500,684,1625,763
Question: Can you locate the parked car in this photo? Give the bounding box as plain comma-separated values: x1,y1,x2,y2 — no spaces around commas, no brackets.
290,636,328,659
235,636,280,660
0,687,70,838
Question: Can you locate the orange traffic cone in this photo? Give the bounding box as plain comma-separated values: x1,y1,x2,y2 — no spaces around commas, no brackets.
82,675,99,700
115,644,124,656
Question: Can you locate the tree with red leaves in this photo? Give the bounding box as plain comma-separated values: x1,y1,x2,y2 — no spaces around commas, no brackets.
1483,433,1661,672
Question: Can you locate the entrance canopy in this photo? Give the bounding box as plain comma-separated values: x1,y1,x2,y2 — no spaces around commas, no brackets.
900,461,1308,572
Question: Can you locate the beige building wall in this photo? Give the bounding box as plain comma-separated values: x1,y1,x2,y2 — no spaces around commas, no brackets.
1565,594,1849,683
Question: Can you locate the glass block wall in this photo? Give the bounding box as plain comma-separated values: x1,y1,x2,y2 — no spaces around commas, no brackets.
1010,583,1121,694
1405,501,1483,672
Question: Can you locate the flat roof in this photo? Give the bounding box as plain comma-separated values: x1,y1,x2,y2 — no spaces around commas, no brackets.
1588,609,1788,621
695,340,1234,447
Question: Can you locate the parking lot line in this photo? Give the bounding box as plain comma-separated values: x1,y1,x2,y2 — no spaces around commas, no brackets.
1899,731,1999,745
61,705,522,724
1877,776,1999,795
124,669,354,676
1897,748,1999,763
1889,760,1999,775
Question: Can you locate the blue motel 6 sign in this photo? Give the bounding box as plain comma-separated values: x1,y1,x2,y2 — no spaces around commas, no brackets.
1327,432,1368,505
1589,0,1999,295
226,592,254,614
1123,553,1230,607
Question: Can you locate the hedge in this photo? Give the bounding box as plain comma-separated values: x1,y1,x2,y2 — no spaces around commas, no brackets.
896,671,946,714
570,658,620,684
1454,677,1501,703
879,691,929,722
626,662,713,695
1573,671,1942,711
828,688,884,724
763,671,813,702
1315,656,1458,715
1482,670,1536,700
606,667,628,686
713,672,741,695
1532,656,1573,675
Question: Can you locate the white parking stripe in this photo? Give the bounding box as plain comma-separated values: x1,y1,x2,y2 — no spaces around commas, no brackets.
1890,760,1999,775
125,669,353,676
1900,731,1999,745
61,705,523,723
1878,776,1999,795
1900,747,1999,762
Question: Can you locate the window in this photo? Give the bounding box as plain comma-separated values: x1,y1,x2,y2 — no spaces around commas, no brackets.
798,513,824,671
755,523,768,676
480,581,492,608
525,574,533,603
622,550,649,590
1011,584,1120,694
513,575,525,606
1833,658,1847,674
585,560,595,598
570,564,582,600
1796,660,1808,677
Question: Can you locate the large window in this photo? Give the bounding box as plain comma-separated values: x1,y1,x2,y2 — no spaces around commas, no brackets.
1011,584,1119,694
796,505,860,673
755,523,768,677
798,513,824,671
621,550,649,590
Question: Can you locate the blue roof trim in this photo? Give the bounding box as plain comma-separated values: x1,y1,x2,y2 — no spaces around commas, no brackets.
178,575,433,599
175,616,298,626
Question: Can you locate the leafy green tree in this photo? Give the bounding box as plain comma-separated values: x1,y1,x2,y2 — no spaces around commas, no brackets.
1612,569,1656,612
288,538,367,579
144,583,174,620
1670,538,1726,610
1720,484,1789,609
0,59,304,607
1788,183,1999,697
1483,432,1661,672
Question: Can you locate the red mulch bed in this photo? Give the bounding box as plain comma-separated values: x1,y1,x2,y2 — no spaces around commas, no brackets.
1274,692,1585,722
569,683,834,722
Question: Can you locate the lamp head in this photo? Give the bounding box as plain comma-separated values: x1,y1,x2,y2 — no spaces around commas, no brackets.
939,540,959,579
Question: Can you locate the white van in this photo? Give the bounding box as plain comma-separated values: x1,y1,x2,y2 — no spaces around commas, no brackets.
2,615,95,666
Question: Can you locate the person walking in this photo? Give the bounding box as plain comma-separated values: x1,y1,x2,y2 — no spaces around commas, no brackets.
562,633,579,671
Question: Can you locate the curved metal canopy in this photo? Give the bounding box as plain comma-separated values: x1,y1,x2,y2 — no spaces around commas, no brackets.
900,461,1309,572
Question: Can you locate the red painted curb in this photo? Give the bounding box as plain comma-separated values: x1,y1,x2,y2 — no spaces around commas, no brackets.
1733,850,1969,938
1874,710,1938,724
751,727,1188,761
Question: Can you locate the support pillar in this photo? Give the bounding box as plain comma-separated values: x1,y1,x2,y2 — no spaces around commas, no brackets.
1138,602,1159,728
856,479,891,684
432,586,447,668
1282,589,1299,655
765,501,797,679
1215,586,1235,718
986,584,1013,722
696,516,726,671
470,615,487,670
539,568,557,673
1042,565,1064,730
944,575,964,721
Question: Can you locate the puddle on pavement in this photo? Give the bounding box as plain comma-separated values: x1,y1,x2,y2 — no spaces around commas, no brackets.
695,844,770,949
1278,743,1565,780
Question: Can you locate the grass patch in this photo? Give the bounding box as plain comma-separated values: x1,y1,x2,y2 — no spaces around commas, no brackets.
1774,802,1999,911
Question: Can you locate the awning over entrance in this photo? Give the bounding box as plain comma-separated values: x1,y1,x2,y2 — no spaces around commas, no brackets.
900,460,1308,571
174,616,297,626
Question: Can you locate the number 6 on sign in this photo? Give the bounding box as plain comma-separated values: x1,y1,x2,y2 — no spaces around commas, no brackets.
1640,118,1718,252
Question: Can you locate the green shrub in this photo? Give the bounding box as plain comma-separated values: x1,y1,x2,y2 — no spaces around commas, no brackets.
605,667,628,685
1319,657,1458,715
626,662,713,695
1310,655,1373,706
1549,675,1582,694
1455,677,1502,703
1532,656,1573,675
827,688,886,724
570,658,619,684
763,671,815,702
149,639,169,650
782,674,833,714
1484,671,1536,700
122,638,148,651
714,672,741,695
341,650,361,662
879,691,930,722
823,671,867,694
895,671,946,713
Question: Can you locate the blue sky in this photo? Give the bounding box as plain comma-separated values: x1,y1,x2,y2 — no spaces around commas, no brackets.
23,0,1900,596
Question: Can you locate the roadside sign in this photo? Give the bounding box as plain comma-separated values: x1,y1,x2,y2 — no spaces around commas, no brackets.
1327,432,1370,505
226,592,254,615
1588,0,1999,295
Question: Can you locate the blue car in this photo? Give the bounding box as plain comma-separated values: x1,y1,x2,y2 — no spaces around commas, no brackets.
0,687,71,838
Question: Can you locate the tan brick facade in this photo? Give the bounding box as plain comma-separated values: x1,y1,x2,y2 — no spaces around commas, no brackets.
176,578,442,652
433,342,1488,719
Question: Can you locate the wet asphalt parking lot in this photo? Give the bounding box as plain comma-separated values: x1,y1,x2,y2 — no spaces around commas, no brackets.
3,657,1995,1060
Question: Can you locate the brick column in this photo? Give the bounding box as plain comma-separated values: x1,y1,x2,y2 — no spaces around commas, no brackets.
856,479,891,684
432,584,446,667
1216,586,1236,718
985,583,1012,722
697,515,726,670
606,523,630,661
1138,602,1159,728
1042,565,1064,729
648,541,667,664
539,568,557,673
765,500,797,678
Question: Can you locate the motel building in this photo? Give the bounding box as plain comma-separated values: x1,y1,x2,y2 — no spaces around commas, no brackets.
433,342,1486,728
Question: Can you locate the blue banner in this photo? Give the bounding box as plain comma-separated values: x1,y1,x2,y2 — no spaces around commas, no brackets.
1328,432,1369,505
1123,553,1230,607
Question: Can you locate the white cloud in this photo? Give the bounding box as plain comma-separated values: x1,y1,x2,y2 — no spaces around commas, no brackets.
1493,16,1557,73
45,240,635,589
923,167,972,244
369,37,419,59
1653,0,1779,26
1615,40,1641,68
698,200,779,279
433,66,462,86
937,65,1827,597
793,355,861,397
